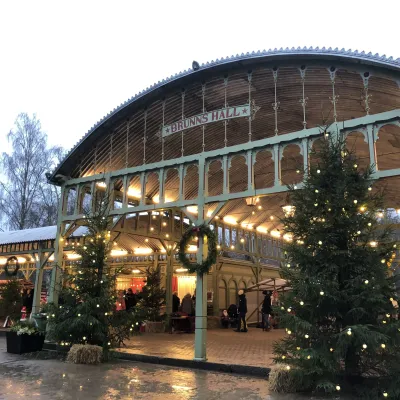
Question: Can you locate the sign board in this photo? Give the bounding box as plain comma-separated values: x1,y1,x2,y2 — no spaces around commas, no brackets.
162,104,250,137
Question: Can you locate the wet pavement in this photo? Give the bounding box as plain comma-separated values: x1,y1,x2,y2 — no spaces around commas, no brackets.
0,337,341,399
119,328,285,368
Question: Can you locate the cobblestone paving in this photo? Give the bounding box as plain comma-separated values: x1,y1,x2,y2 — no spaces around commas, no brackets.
119,328,285,367
0,337,317,400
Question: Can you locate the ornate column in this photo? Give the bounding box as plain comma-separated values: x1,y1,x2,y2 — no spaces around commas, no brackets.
367,124,378,170
194,232,207,361
273,144,281,186
48,185,66,304
165,249,174,317
32,245,44,315
194,156,207,361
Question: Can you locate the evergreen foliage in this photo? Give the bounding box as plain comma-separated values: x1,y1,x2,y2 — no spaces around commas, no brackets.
137,266,165,322
273,134,400,399
47,200,140,359
0,279,22,322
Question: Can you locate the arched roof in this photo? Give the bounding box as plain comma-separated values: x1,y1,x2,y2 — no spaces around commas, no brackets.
50,47,400,182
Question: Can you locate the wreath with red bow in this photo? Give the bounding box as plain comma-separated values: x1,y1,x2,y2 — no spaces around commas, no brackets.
178,224,217,274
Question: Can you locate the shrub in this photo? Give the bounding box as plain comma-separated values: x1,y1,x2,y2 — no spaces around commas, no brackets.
67,344,102,365
0,279,22,322
10,320,42,336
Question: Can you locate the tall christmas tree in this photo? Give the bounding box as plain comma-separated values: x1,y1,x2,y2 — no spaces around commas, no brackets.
47,199,140,359
274,134,400,399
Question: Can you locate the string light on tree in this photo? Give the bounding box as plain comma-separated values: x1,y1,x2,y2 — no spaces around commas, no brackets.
273,136,400,395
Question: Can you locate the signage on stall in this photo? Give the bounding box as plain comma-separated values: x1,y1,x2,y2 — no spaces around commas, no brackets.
162,104,251,137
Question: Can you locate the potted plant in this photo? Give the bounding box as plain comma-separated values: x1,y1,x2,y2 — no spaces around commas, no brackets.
6,320,45,354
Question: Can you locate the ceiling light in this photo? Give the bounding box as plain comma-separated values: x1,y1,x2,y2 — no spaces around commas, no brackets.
223,216,237,225
127,188,141,198
245,197,258,207
134,248,152,255
111,249,128,256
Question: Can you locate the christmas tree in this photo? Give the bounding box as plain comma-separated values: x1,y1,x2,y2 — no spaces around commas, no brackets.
0,279,22,324
137,265,165,322
47,199,140,359
273,134,400,399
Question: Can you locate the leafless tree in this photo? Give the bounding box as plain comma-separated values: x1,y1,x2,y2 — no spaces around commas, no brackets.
0,113,64,230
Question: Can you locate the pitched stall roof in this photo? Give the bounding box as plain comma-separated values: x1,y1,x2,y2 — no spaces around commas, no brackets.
0,226,88,246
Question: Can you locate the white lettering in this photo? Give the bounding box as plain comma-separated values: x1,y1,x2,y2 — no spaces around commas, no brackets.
162,104,251,137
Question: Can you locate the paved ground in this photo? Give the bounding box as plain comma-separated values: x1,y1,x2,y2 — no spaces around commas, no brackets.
119,328,285,367
0,337,318,400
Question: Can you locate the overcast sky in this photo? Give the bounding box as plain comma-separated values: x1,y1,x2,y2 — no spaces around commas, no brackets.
0,0,399,154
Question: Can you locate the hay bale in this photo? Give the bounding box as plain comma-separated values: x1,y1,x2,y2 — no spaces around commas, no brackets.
66,344,102,365
268,364,305,393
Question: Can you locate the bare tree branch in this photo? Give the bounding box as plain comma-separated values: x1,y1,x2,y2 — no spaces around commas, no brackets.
0,113,65,230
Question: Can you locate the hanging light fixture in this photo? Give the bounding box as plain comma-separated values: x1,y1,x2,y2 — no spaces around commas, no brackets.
245,197,258,207
282,195,295,217
282,205,295,217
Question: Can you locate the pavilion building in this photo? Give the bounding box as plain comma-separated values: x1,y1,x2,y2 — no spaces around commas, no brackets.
1,47,400,359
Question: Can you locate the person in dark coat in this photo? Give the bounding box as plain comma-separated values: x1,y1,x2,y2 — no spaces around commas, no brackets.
262,290,272,331
235,290,248,332
24,289,34,314
125,288,137,311
172,292,180,313
181,293,193,315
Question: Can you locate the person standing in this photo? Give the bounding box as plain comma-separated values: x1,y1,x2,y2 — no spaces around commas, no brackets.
172,292,180,313
25,289,34,314
235,290,248,332
125,288,137,311
262,290,272,331
181,293,193,315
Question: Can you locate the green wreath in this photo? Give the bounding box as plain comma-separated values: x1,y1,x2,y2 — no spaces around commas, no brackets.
4,256,20,277
178,224,217,274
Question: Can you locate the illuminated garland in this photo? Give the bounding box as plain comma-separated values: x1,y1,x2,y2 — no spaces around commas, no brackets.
178,224,217,274
4,256,20,277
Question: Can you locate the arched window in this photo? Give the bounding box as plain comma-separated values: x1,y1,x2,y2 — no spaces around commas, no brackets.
238,280,246,290
218,279,227,310
228,280,238,306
